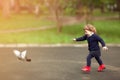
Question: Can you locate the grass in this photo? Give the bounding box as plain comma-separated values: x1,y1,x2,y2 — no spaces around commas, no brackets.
93,9,119,17
93,20,120,43
0,19,119,44
63,20,120,44
0,12,120,44
0,14,54,30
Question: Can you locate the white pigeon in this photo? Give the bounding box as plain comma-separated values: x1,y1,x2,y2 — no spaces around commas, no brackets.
13,50,31,62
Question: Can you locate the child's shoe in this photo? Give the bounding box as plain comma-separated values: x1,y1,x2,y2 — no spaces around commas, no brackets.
81,66,91,72
98,64,106,72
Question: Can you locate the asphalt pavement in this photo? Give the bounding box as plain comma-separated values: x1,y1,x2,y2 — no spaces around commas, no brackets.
0,46,119,80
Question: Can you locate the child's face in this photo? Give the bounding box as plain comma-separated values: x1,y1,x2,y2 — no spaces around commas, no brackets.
84,26,93,35
84,29,92,35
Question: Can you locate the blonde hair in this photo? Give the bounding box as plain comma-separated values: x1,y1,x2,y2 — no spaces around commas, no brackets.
84,24,97,33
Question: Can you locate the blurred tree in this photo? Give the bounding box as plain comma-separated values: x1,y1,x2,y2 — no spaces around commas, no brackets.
14,0,20,13
45,0,82,32
80,0,119,23
1,0,11,18
80,0,96,24
101,0,119,19
45,0,63,32
116,0,120,19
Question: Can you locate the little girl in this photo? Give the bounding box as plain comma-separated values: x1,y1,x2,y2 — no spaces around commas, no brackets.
73,24,108,72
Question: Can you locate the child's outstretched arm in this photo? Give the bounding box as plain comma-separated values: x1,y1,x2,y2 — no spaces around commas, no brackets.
73,35,87,41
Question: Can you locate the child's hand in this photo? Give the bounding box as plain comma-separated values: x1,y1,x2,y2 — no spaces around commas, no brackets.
73,38,76,41
102,46,108,51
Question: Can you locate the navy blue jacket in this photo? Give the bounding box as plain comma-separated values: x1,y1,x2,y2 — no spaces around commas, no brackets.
75,34,106,51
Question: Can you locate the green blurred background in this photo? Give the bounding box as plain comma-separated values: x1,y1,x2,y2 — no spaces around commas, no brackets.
0,0,120,44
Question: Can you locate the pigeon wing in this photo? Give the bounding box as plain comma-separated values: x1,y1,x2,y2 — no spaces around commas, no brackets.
21,50,27,59
13,50,21,58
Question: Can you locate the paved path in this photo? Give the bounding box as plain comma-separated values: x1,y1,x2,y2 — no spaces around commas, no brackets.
0,46,119,80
